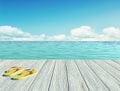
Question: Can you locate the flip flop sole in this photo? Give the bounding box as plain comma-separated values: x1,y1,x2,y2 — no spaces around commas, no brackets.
12,72,38,80
3,68,24,76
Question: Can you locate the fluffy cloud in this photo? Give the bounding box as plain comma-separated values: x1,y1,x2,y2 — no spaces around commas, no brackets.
0,25,120,41
71,26,97,37
70,26,98,41
70,26,120,41
103,27,120,40
0,26,30,37
0,26,45,41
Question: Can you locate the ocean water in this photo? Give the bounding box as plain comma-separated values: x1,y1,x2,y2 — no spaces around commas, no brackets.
0,41,120,60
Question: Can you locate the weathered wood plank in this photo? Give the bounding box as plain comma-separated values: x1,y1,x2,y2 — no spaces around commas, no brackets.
112,60,120,65
95,61,120,81
76,61,109,91
0,60,30,91
66,61,89,91
86,61,120,91
48,61,68,91
0,60,46,91
28,61,56,91
104,61,120,71
0,60,21,82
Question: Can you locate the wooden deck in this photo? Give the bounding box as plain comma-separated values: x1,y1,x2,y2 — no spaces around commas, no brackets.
0,60,120,91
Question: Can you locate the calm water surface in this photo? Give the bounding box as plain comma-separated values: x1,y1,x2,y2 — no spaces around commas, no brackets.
0,41,120,60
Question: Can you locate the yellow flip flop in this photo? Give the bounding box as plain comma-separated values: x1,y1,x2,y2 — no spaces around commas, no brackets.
3,66,24,76
12,69,38,80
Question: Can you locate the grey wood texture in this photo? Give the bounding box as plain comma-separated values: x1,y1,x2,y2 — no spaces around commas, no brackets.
0,60,120,91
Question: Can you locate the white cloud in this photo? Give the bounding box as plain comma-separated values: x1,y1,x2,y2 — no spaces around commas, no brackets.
103,27,120,40
70,26,120,41
11,34,46,41
70,26,98,41
0,26,30,37
0,25,120,41
47,34,66,41
71,26,96,37
0,26,45,41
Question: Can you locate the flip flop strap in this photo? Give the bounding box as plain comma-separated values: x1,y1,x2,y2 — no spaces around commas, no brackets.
19,69,32,75
8,67,18,72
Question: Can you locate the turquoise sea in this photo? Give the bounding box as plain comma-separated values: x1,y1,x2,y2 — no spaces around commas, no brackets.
0,41,120,60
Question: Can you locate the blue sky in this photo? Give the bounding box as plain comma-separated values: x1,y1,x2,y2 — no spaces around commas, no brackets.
0,0,120,35
0,0,120,41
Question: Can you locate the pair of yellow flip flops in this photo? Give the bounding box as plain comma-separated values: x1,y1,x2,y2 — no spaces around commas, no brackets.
3,66,38,80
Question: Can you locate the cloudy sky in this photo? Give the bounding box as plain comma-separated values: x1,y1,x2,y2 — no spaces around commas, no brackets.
0,0,120,41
